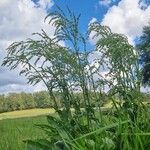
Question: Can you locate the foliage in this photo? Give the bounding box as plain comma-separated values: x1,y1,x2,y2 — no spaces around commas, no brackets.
0,110,150,150
137,23,150,85
0,91,107,113
0,92,49,113
89,22,141,100
33,91,51,108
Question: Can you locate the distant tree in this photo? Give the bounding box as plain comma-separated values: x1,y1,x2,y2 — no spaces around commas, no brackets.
0,94,5,112
137,23,150,85
20,92,36,109
6,93,23,111
33,91,51,108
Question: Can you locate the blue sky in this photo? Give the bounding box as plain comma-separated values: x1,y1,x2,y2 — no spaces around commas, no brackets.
33,0,121,34
50,0,150,45
50,0,120,33
52,0,108,31
0,0,150,93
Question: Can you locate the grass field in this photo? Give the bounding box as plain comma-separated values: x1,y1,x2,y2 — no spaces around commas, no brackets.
0,108,108,150
0,106,112,121
0,116,48,150
0,108,55,120
0,104,149,150
0,109,57,150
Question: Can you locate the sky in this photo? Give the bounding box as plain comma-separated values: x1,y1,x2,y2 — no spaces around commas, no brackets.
0,0,150,94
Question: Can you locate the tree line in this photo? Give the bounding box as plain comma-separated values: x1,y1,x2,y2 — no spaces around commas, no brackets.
0,90,149,113
0,91,108,113
0,91,56,113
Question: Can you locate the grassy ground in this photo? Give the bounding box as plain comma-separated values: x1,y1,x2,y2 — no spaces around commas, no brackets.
0,116,48,150
0,109,56,150
0,108,109,150
0,104,148,150
0,107,111,120
0,108,55,120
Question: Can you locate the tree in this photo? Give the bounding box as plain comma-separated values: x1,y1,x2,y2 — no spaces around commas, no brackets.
20,92,36,109
0,94,5,113
137,23,150,85
33,91,51,108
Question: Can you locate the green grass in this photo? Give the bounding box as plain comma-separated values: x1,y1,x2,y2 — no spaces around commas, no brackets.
0,107,111,120
0,108,57,150
0,116,48,150
0,108,55,120
0,106,149,150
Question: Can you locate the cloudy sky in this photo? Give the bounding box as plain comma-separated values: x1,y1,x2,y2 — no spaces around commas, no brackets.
0,0,150,93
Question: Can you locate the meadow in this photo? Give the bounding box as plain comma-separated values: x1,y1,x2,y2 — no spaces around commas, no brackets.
0,115,47,150
0,105,149,150
0,106,112,150
0,108,55,120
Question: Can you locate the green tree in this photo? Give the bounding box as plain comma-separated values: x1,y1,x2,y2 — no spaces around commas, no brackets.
33,91,51,108
0,94,5,112
6,93,23,111
137,23,150,85
20,92,36,109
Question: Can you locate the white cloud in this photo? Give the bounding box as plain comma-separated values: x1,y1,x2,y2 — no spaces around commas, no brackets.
0,0,54,93
88,18,100,45
99,0,117,6
101,0,150,45
38,0,54,9
89,17,97,25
